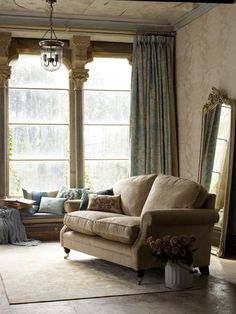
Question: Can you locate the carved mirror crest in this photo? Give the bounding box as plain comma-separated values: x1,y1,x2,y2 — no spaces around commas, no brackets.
198,87,236,257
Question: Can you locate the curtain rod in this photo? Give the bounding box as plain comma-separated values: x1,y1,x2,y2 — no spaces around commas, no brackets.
137,31,176,37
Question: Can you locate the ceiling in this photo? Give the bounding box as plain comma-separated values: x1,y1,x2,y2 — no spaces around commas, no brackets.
0,1,229,42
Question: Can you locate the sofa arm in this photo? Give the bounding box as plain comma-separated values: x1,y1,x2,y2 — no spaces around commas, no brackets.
132,208,219,267
142,208,219,226
64,200,81,213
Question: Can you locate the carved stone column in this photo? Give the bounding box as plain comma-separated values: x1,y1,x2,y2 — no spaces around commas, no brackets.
0,32,11,198
70,36,92,187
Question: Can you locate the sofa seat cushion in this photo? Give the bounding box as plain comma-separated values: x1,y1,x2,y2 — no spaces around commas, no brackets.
93,216,140,244
64,211,140,244
142,174,208,214
64,211,123,235
113,174,157,216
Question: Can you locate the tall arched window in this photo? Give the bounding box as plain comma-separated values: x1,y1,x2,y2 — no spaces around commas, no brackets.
8,54,69,196
84,57,131,190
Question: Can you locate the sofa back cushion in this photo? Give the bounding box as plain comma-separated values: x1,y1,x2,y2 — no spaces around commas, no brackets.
113,174,157,216
142,174,208,214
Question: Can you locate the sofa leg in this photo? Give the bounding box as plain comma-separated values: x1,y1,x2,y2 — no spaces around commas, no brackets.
64,247,70,259
199,266,209,275
137,270,145,285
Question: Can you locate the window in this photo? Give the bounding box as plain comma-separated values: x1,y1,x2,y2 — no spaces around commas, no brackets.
8,55,69,196
210,104,231,195
83,58,131,190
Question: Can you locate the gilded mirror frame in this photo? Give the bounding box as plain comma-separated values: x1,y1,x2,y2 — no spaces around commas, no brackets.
198,87,236,257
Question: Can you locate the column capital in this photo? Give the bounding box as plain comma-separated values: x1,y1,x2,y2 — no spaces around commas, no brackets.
70,68,89,90
70,35,92,89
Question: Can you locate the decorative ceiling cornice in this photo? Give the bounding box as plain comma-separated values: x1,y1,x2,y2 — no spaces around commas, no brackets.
174,3,219,30
0,3,222,41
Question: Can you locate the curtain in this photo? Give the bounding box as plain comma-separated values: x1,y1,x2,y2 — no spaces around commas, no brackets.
200,104,222,190
130,35,178,176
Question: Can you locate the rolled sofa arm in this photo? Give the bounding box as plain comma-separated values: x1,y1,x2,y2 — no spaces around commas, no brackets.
141,208,219,226
64,200,81,213
133,208,219,249
132,208,219,268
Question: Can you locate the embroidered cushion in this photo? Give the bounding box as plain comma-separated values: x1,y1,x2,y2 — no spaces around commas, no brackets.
87,195,122,214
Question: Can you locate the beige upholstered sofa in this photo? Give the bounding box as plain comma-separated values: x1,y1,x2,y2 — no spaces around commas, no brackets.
60,174,219,282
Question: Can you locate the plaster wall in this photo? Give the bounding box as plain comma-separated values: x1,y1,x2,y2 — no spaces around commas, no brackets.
176,4,236,239
176,4,236,181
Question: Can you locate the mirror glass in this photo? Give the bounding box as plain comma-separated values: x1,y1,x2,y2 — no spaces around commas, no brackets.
198,87,236,257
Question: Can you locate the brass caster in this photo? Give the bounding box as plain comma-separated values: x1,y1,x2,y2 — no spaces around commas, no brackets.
63,247,70,259
137,277,143,285
137,270,144,285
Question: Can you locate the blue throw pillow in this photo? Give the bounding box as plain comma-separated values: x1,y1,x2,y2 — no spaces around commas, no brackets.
56,186,86,200
80,188,114,211
22,188,59,214
38,197,67,215
22,189,58,205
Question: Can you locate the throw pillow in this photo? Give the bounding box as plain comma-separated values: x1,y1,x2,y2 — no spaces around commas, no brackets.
38,197,67,215
80,188,114,211
87,195,122,214
56,186,86,200
22,188,58,214
22,188,58,207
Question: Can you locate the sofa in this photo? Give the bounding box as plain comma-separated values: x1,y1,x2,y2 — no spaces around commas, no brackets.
60,174,219,282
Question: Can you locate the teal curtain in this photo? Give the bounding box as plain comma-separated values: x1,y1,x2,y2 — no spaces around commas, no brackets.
130,35,178,176
201,104,222,191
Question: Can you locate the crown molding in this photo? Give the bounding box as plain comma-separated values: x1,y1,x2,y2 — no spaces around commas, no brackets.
174,3,219,30
0,3,221,41
0,14,173,39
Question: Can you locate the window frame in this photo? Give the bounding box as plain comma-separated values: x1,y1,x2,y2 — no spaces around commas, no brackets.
83,57,131,190
7,55,70,196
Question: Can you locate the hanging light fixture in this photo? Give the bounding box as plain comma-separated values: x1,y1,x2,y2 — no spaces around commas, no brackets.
39,0,64,71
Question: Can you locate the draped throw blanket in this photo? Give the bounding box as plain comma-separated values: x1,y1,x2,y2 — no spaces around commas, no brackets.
130,35,178,176
0,207,39,246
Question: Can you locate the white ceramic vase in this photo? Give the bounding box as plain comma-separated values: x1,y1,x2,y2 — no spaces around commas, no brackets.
165,260,193,289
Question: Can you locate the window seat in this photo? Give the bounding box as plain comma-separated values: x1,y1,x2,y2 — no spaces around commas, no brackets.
21,200,81,241
21,214,65,241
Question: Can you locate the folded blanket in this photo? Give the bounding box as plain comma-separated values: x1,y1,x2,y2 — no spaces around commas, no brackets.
0,207,40,246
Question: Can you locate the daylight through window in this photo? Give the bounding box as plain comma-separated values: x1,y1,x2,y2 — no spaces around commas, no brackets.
8,54,69,196
83,58,131,190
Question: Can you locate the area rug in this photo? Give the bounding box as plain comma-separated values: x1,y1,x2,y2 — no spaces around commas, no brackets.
0,242,202,304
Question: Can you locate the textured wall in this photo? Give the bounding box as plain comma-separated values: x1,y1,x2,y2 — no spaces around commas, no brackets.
176,4,236,181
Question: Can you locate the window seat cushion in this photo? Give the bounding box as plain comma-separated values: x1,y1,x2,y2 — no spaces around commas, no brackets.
21,213,64,225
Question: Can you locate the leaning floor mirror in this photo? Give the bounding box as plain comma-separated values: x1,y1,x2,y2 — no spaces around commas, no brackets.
198,87,236,257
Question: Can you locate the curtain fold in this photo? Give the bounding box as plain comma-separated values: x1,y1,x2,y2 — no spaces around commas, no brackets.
130,35,178,176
